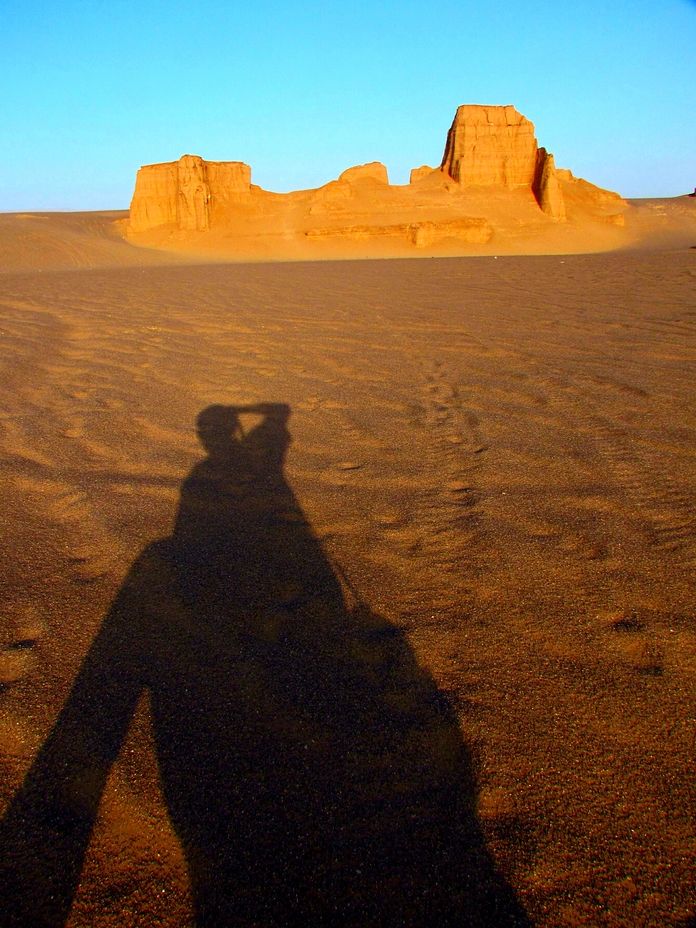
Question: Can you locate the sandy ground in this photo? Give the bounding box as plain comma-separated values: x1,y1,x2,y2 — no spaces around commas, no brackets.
0,211,189,274
0,215,695,926
0,195,694,274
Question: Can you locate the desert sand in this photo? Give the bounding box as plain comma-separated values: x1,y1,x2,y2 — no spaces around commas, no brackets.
0,225,695,926
1,105,696,925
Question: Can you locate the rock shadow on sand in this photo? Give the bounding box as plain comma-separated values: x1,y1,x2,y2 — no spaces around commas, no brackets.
0,403,530,927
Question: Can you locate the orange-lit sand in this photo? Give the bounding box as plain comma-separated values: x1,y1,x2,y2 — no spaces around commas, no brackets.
1,214,696,926
0,194,694,276
124,170,655,264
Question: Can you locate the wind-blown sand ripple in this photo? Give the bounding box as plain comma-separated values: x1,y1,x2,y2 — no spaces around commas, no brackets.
0,248,695,926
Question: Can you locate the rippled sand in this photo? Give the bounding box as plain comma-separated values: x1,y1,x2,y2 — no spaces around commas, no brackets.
1,243,695,926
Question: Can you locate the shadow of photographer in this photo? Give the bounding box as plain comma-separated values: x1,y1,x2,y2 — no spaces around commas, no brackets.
0,403,530,927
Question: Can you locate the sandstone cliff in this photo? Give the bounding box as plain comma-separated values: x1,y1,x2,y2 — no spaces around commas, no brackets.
129,162,178,233
176,155,211,231
305,217,491,247
533,149,566,221
441,105,538,187
338,162,389,185
440,104,568,220
126,105,631,255
410,165,435,183
129,155,251,233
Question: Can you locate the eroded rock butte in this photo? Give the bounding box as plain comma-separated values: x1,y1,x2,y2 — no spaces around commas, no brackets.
127,105,626,256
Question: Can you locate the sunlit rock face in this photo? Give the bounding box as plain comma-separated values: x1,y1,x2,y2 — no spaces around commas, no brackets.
128,161,179,232
440,104,567,220
409,165,435,183
129,155,251,232
534,148,566,221
127,105,631,240
338,162,389,185
440,104,539,187
176,155,211,232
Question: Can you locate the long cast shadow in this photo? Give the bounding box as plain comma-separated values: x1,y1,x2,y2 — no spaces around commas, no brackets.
0,403,530,927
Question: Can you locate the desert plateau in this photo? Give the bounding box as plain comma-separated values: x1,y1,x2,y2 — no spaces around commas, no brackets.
1,103,696,928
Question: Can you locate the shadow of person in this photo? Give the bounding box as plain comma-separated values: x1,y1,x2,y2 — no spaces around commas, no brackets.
0,403,530,927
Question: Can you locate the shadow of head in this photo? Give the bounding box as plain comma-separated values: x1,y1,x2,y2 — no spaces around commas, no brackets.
196,404,243,456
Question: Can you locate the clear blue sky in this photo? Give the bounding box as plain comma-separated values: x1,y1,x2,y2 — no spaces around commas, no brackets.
0,0,694,210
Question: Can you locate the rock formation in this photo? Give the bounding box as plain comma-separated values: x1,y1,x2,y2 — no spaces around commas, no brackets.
129,162,178,232
129,155,251,233
410,165,435,183
533,149,566,221
307,180,353,215
204,159,252,201
441,105,538,187
440,104,567,220
127,106,629,247
556,167,624,204
176,155,211,232
305,217,492,247
409,219,492,247
338,162,389,185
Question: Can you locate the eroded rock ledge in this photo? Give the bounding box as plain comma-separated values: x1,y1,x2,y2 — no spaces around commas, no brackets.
128,105,624,255
129,156,251,233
